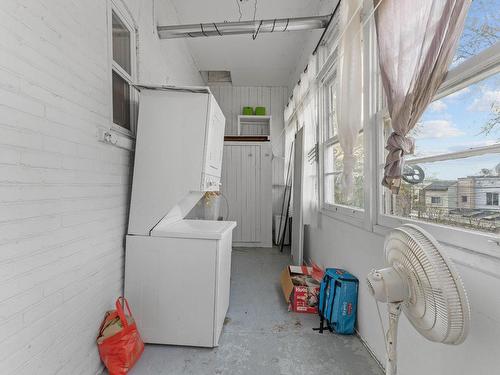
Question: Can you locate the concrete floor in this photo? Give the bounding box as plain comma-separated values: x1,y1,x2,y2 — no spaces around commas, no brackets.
128,247,383,375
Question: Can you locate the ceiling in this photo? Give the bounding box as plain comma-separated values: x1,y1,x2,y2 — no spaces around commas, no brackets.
167,0,330,86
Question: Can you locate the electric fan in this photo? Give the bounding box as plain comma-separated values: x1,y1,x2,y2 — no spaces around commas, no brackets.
366,224,471,375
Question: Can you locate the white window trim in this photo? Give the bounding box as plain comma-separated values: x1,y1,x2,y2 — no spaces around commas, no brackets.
318,70,367,227
375,43,500,258
107,0,138,138
318,6,378,232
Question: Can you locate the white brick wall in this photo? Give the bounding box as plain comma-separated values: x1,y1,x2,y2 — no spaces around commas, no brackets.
0,0,202,373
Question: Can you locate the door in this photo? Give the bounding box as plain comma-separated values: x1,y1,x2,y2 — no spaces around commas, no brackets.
291,128,304,265
221,142,272,247
204,98,226,177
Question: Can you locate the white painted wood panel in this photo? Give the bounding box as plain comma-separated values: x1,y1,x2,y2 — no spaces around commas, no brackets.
208,85,286,137
210,85,289,220
221,142,272,247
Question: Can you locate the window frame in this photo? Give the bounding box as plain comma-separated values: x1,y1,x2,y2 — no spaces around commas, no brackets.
486,192,499,206
431,196,441,204
107,0,138,137
316,3,377,231
375,42,500,258
319,67,366,226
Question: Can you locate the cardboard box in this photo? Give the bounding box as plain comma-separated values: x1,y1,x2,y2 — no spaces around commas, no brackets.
280,265,323,314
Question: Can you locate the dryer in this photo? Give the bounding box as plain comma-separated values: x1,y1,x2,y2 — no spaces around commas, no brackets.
125,85,236,347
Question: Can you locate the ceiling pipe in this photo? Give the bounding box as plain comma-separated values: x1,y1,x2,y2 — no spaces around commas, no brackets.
157,15,331,39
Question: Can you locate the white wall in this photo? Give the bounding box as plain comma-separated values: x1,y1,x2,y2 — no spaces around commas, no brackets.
304,213,500,375
475,178,500,210
209,85,289,216
0,0,201,374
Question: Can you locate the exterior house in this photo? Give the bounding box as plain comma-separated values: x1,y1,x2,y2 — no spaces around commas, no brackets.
457,175,500,211
420,181,457,211
415,166,500,233
456,177,475,209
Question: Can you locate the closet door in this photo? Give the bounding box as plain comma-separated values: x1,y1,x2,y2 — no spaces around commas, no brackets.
221,142,272,247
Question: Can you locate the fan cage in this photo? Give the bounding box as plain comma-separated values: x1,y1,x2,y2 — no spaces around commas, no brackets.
384,224,470,345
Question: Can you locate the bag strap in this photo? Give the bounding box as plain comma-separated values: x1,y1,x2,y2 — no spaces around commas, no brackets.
328,280,339,325
98,311,115,336
115,297,133,328
318,275,328,316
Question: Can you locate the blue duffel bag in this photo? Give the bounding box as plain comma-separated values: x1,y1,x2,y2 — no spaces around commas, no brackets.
314,268,359,335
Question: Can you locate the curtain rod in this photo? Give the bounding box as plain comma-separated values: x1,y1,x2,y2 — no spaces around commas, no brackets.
312,0,342,56
290,0,342,93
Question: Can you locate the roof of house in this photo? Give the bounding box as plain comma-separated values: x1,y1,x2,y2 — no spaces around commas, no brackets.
423,181,456,191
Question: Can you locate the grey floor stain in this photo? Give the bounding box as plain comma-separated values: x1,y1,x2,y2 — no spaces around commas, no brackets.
126,247,383,375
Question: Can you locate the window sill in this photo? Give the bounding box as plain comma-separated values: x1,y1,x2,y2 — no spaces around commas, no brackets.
321,204,365,229
375,214,500,261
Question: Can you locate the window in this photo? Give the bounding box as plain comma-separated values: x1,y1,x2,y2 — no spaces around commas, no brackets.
110,6,137,134
487,192,499,206
321,75,364,212
431,197,441,204
382,72,500,235
309,0,498,254
379,1,500,243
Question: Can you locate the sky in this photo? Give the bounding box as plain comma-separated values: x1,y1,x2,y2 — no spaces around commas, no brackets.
408,1,500,181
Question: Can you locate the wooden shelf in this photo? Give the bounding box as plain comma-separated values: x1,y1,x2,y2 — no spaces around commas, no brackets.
237,115,272,138
238,115,272,123
224,135,270,142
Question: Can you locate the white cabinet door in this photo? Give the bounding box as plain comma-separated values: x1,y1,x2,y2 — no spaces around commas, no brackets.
221,142,272,247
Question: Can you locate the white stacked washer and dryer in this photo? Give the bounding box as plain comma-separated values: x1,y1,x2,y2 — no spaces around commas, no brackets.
125,85,236,348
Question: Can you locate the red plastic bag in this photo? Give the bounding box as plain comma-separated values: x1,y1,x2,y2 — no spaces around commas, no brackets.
97,297,144,375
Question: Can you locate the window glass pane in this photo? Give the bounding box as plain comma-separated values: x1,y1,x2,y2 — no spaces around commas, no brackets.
452,0,500,66
112,11,131,75
383,153,500,234
408,72,499,159
324,174,335,205
324,134,364,209
323,144,336,205
326,82,338,139
324,144,335,174
112,71,130,130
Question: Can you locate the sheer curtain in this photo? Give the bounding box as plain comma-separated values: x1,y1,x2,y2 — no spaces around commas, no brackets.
301,57,320,226
375,0,471,193
336,0,363,200
283,54,320,227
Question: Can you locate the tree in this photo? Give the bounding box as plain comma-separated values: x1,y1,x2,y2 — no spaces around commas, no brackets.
455,0,499,135
481,101,500,136
454,0,499,62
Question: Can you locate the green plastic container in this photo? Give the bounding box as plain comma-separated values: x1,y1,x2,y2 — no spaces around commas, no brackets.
242,107,254,115
255,106,266,116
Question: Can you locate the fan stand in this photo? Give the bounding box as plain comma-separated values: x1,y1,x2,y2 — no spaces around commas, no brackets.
386,302,402,375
